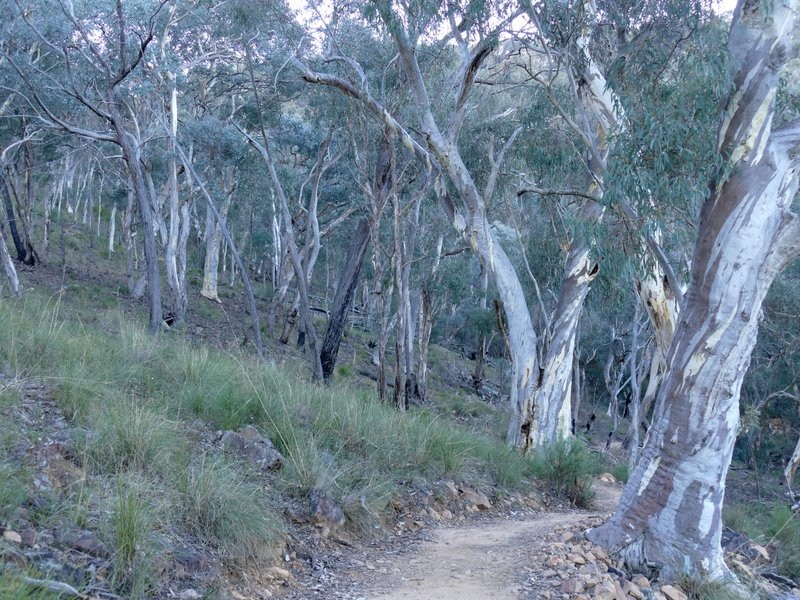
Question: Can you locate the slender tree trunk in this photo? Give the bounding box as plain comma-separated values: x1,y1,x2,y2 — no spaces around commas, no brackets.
321,217,371,381
321,137,392,382
108,204,116,257
255,138,324,380
163,82,190,326
0,221,19,295
418,288,434,401
473,265,489,394
373,246,390,402
174,141,266,361
201,169,233,302
0,169,26,262
392,187,407,409
587,0,800,581
16,136,39,266
117,129,162,331
123,191,137,295
400,193,423,406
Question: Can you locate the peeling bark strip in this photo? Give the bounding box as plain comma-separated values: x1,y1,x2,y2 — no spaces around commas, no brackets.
587,0,800,582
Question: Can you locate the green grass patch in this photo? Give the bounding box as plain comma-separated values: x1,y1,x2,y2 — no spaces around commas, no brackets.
176,455,283,562
0,292,535,558
0,571,67,599
766,504,800,583
531,438,598,507
111,481,161,597
678,576,753,600
85,398,184,476
608,462,630,485
0,463,28,521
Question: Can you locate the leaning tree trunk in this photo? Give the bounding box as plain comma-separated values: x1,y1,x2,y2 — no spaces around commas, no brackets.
15,135,40,266
531,238,600,447
587,0,800,581
473,264,489,394
418,235,444,402
321,217,371,381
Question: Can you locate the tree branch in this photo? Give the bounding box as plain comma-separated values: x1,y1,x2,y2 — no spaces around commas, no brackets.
293,59,430,165
484,126,522,204
448,40,495,139
517,185,602,203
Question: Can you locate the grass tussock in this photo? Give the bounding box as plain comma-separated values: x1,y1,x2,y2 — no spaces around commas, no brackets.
678,576,754,600
724,501,800,585
176,456,284,562
111,481,162,597
0,571,65,599
531,438,598,507
766,505,800,583
86,398,184,476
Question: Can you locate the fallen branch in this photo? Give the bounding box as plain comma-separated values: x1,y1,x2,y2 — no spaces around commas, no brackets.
21,576,87,599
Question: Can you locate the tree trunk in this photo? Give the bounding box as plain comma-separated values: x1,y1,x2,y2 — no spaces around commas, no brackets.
587,0,800,581
201,169,233,302
256,138,324,380
321,217,371,381
123,191,137,295
117,129,162,332
532,241,600,447
373,244,391,403
16,136,39,266
108,204,116,257
321,136,392,382
0,221,19,295
164,83,189,326
0,169,26,263
418,235,444,402
634,272,680,432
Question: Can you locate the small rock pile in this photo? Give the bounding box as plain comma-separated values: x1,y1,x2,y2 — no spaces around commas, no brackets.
522,527,675,599
522,525,800,600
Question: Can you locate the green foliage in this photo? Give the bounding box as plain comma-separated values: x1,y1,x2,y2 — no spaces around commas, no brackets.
766,505,800,583
111,482,160,597
0,463,28,521
724,502,800,584
531,438,598,507
0,425,28,521
87,399,184,477
176,456,283,562
0,292,535,570
0,571,65,599
608,462,630,485
677,576,752,600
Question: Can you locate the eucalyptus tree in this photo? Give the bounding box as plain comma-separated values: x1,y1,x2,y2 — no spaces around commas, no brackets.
295,2,555,445
320,129,394,383
511,0,725,450
4,0,172,331
587,0,800,582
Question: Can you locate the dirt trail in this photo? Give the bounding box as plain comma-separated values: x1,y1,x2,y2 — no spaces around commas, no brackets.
362,481,621,600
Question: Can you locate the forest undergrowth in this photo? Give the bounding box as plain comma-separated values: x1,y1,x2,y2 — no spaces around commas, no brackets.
0,290,540,597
